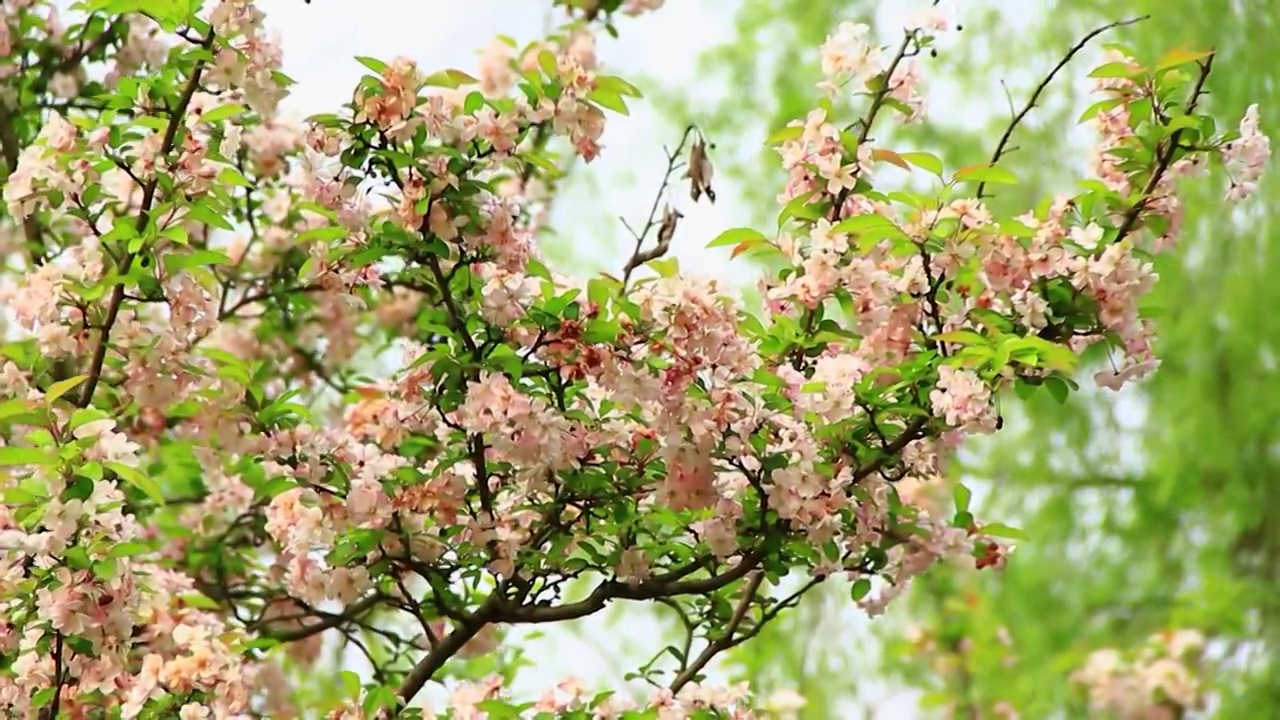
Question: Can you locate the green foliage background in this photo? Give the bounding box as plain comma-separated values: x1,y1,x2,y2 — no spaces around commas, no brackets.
646,0,1280,716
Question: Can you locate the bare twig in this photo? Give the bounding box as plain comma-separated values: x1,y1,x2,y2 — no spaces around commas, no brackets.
618,125,698,292
975,15,1149,200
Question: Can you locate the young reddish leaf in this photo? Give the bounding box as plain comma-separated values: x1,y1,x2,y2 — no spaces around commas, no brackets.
731,239,764,258
871,148,911,171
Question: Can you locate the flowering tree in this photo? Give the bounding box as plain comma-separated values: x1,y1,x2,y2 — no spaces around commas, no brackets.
0,0,1269,717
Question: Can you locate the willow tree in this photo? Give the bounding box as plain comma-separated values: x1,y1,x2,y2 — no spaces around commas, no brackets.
654,0,1279,717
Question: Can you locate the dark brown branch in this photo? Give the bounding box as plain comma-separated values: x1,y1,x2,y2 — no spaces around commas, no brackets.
77,32,216,408
504,548,764,624
976,15,1149,200
0,101,47,263
672,574,826,694
851,416,929,484
829,29,919,218
1112,54,1214,245
669,571,764,692
257,593,385,643
396,591,501,707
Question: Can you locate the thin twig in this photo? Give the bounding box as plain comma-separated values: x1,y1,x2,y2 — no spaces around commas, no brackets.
671,574,826,693
829,30,920,218
257,593,385,643
975,15,1149,200
619,124,697,292
669,571,764,692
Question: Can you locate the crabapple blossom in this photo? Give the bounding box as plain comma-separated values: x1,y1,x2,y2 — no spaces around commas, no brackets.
1071,629,1208,718
0,0,1267,716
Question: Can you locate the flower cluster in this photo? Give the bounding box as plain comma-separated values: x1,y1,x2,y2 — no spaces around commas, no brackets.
1222,103,1271,201
1071,629,1208,718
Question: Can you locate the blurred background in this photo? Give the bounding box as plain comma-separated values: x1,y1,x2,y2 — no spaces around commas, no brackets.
264,0,1278,716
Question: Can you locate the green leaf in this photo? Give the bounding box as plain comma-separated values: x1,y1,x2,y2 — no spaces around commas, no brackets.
1155,47,1213,71
106,462,164,505
765,125,804,146
1045,376,1070,404
1078,98,1123,123
177,592,221,609
648,257,680,278
162,224,190,245
899,151,944,177
0,446,55,467
776,192,822,231
45,374,88,404
933,330,988,346
850,577,872,601
297,225,349,243
421,69,478,88
953,164,1018,185
31,687,55,709
216,166,253,189
706,227,768,249
954,483,972,513
355,56,388,74
1088,61,1142,79
200,103,246,125
0,398,37,423
831,213,903,236
341,670,362,699
537,50,558,77
163,249,233,274
595,74,642,98
108,541,153,558
979,523,1028,540
463,91,485,114
185,203,235,231
588,89,629,115
69,408,110,432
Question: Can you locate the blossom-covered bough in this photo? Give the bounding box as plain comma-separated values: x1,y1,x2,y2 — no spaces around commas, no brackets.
0,0,1268,717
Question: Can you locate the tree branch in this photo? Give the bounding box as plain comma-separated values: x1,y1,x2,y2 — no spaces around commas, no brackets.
976,15,1149,200
0,101,47,264
503,548,765,624
669,571,764,692
619,124,697,292
256,592,385,643
1112,54,1214,245
77,32,216,408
